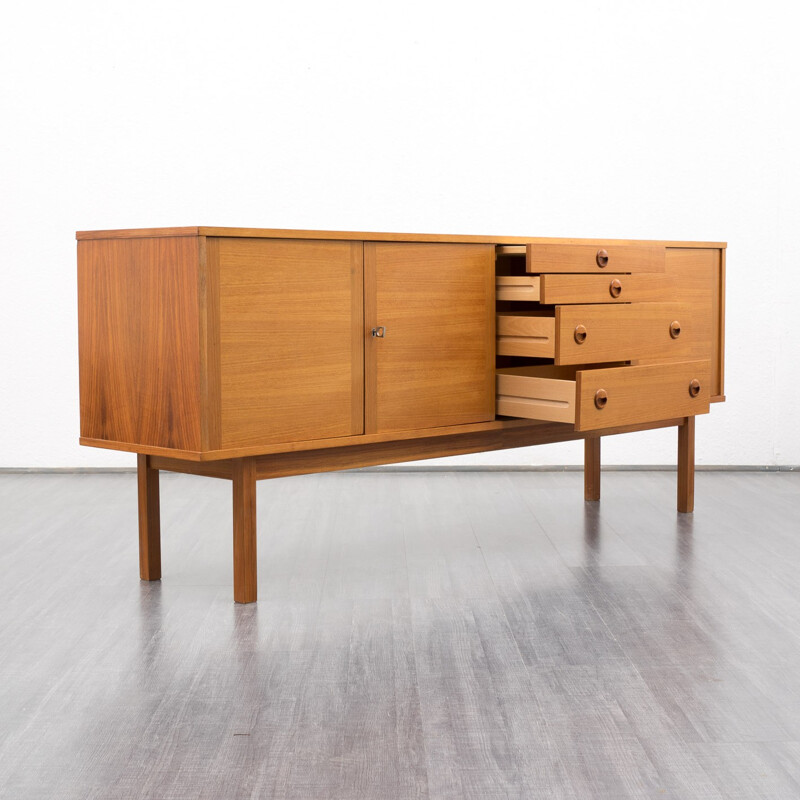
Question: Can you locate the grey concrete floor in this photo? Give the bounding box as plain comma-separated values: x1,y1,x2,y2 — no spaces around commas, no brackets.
0,469,799,799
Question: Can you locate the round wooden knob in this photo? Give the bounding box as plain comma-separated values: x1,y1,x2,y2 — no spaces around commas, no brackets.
594,389,608,409
574,324,587,344
596,249,609,268
609,279,622,298
670,320,681,339
689,379,701,397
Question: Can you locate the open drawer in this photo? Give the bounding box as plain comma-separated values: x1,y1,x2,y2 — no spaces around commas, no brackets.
496,361,710,431
498,303,710,364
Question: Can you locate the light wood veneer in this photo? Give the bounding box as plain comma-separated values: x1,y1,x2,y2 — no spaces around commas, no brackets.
77,227,726,602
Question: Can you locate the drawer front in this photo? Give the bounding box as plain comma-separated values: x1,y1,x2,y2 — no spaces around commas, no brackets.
496,361,710,430
539,274,670,304
575,361,710,431
528,244,665,274
555,303,710,365
496,275,540,302
496,313,555,357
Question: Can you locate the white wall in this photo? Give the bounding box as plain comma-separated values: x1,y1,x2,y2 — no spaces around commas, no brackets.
1,0,798,468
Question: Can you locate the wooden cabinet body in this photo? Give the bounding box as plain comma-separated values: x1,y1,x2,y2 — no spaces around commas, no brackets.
78,234,496,458
77,226,726,603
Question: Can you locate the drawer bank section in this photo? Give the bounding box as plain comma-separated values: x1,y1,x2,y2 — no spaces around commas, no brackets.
496,361,711,431
494,240,724,431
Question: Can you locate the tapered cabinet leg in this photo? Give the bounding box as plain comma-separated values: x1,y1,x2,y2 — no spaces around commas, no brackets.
584,437,601,501
137,454,161,581
232,457,258,603
677,417,695,513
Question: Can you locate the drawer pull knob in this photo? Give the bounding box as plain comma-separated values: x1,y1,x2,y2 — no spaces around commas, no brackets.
689,379,701,397
371,326,386,338
609,279,622,298
574,324,587,344
596,249,609,268
594,389,608,409
669,320,681,339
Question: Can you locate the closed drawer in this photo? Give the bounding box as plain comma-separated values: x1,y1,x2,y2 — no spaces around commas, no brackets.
555,302,710,365
528,243,665,274
497,360,710,431
496,312,555,357
496,275,540,302
539,273,670,304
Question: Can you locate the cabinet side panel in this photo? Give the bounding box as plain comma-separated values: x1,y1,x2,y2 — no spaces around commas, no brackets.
663,248,725,398
217,238,364,447
77,236,202,450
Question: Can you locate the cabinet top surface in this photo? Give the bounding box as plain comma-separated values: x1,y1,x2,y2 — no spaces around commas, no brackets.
75,226,727,249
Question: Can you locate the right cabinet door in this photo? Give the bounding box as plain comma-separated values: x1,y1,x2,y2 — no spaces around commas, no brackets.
365,242,495,434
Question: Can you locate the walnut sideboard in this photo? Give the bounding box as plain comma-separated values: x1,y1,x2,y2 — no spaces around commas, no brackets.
77,227,726,603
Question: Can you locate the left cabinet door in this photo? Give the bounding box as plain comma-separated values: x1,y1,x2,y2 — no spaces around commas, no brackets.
209,238,364,449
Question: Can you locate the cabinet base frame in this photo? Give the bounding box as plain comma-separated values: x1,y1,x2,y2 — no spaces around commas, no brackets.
139,417,696,603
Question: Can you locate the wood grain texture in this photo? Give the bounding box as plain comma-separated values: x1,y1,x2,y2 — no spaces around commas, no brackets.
136,454,161,580
576,361,710,431
496,312,556,358
678,416,695,513
149,456,234,479
365,243,494,434
252,417,684,481
215,237,364,448
556,302,712,365
496,362,709,431
584,438,601,501
199,236,222,451
78,413,618,462
232,457,257,603
539,273,671,304
137,416,685,484
496,275,540,302
663,247,725,399
76,226,728,248
78,236,203,450
528,243,666,273
496,366,576,424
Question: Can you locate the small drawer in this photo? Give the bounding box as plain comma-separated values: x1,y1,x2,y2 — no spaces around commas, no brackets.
496,312,555,357
555,303,710,365
496,275,540,302
528,244,665,274
539,274,670,304
497,360,710,431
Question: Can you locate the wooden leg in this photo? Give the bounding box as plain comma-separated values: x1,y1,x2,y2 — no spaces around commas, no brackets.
232,457,258,603
137,454,161,581
584,437,601,501
677,416,695,513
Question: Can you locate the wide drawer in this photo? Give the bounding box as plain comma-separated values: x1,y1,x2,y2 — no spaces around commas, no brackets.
496,312,555,357
528,243,665,274
498,303,709,365
496,361,711,431
539,273,670,304
555,302,709,365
